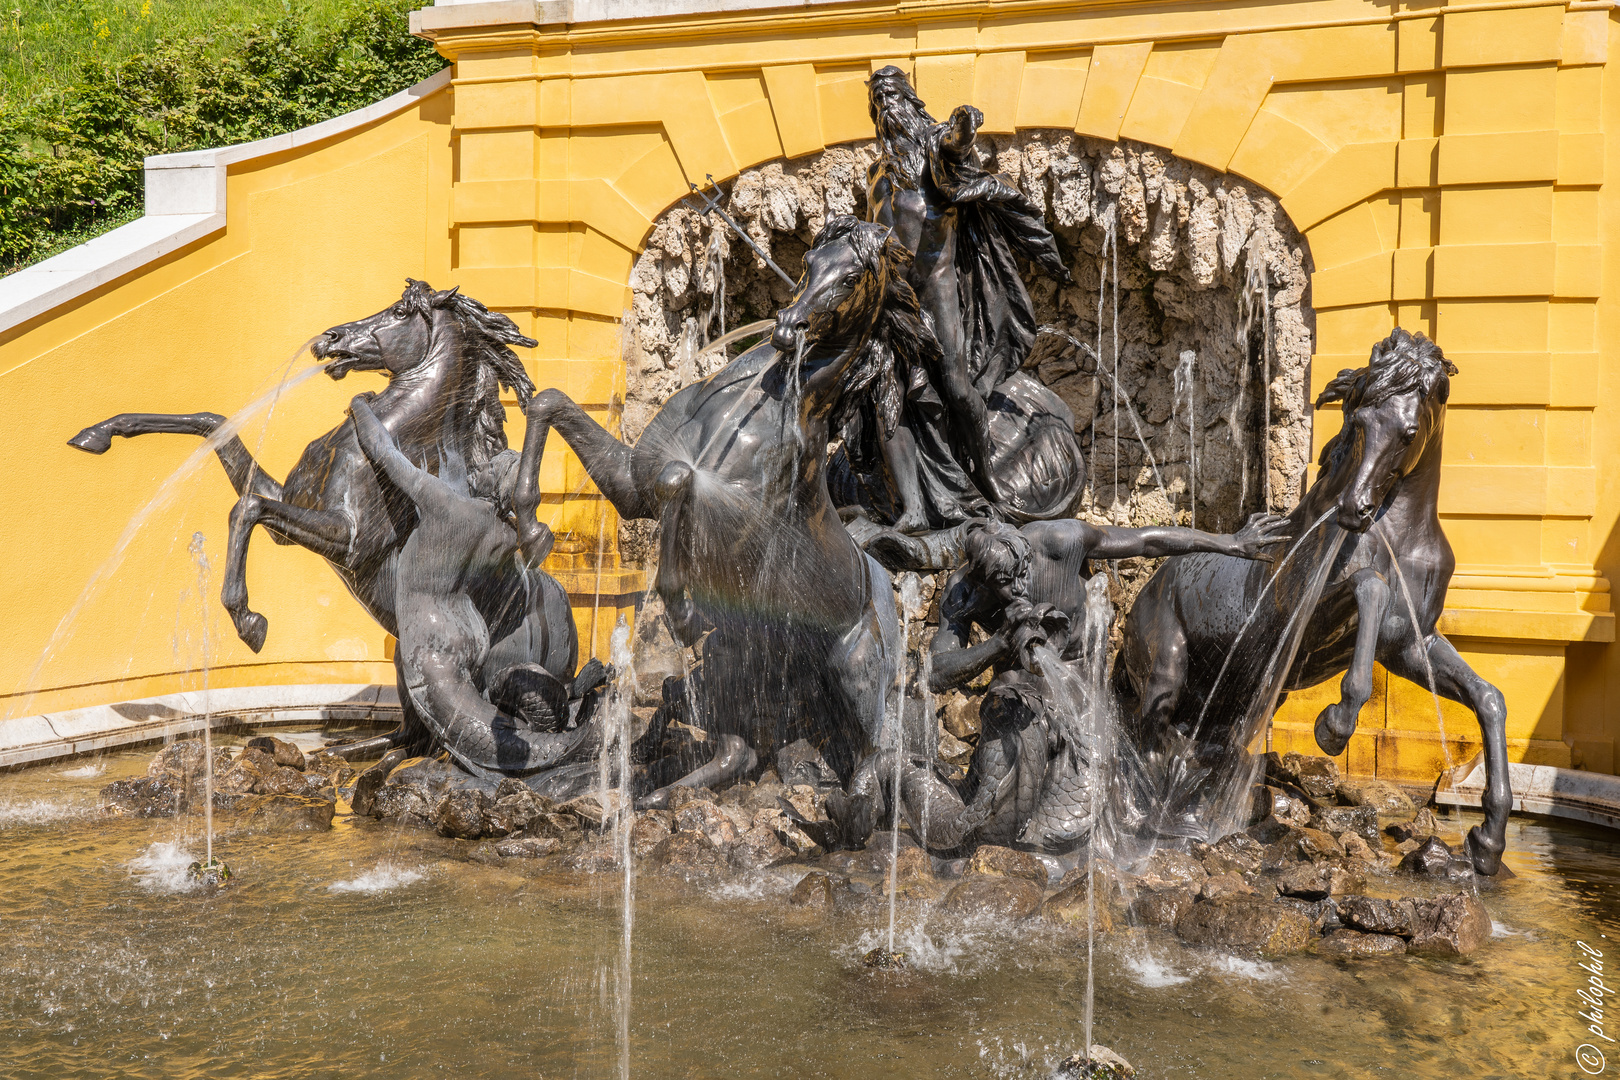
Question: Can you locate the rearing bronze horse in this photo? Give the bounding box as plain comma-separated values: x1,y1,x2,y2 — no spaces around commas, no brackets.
1117,329,1510,875
69,280,561,757
527,216,916,802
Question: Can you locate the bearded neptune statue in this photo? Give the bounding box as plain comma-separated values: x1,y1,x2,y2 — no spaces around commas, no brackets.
829,66,1087,543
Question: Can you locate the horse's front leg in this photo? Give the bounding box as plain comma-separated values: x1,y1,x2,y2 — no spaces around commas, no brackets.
527,389,654,520
1386,635,1510,875
69,412,284,501
1314,568,1391,756
220,494,357,651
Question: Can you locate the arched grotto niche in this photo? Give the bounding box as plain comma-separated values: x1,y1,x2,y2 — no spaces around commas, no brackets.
619,133,1315,601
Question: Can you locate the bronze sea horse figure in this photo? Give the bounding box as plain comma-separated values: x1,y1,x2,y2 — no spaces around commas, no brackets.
1115,329,1511,876
525,216,924,804
69,280,583,761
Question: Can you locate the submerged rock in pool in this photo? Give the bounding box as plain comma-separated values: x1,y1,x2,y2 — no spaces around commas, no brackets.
1051,1044,1134,1078
1315,928,1406,959
1409,892,1491,957
1175,895,1313,957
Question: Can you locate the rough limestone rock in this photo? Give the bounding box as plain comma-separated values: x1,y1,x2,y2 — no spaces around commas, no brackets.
630,810,674,857
652,830,729,881
1274,753,1341,802
255,765,316,798
1251,785,1311,828
1339,778,1416,813
750,807,822,857
1200,871,1254,901
1310,804,1379,843
1315,929,1407,959
789,870,841,911
1137,848,1209,889
1387,807,1443,843
1042,877,1114,932
1399,835,1468,877
729,824,795,871
621,134,1314,577
486,790,551,836
1128,887,1194,929
435,789,493,840
1409,892,1492,957
496,836,561,859
1274,895,1338,933
226,793,335,833
1338,832,1381,863
1198,833,1265,876
1337,895,1418,938
527,812,585,843
967,844,1050,885
673,800,741,850
101,776,184,817
1176,896,1313,956
665,785,717,810
244,735,306,770
558,791,629,830
943,876,1045,921
1274,863,1361,901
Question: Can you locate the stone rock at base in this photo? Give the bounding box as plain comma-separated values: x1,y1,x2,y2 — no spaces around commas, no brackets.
1387,807,1443,843
496,836,560,859
1251,785,1311,828
349,753,400,818
1274,752,1341,802
673,800,740,849
486,790,552,837
1042,878,1114,932
527,812,584,843
776,739,840,789
651,830,729,881
1409,892,1491,957
751,808,822,857
780,784,823,822
1398,835,1466,876
244,735,306,770
891,845,934,885
1315,928,1407,959
729,824,795,871
665,786,717,811
1273,895,1338,933
228,793,336,832
100,776,183,817
255,765,315,798
1275,862,1361,901
558,790,629,830
1338,832,1381,863
1310,804,1379,843
1051,1044,1134,1079
1128,887,1194,929
937,729,976,767
147,741,233,788
629,810,673,857
943,876,1044,921
1138,848,1209,889
371,783,434,828
212,758,263,795
435,789,493,840
1200,871,1254,901
789,870,841,911
1200,833,1265,876
1337,895,1418,937
1338,778,1415,813
967,844,1049,885
1175,896,1313,956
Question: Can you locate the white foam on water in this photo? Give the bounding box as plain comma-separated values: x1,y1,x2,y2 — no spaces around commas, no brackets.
1206,954,1282,981
60,763,105,779
129,842,201,893
1123,948,1190,988
328,863,425,894
0,799,89,828
848,920,979,975
1491,920,1524,938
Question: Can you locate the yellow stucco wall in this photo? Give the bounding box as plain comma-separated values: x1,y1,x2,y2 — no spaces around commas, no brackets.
4,0,1618,786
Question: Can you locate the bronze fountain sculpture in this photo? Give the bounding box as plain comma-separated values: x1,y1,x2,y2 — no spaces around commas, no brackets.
65,68,1510,878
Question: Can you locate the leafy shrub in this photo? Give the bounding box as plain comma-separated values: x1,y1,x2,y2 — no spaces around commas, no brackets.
0,0,445,272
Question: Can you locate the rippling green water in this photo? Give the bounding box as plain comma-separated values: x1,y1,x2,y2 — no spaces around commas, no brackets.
2,735,1616,1079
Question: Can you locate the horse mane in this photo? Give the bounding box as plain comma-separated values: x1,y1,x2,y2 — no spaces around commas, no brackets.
813,217,938,446
1314,327,1457,469
398,279,538,468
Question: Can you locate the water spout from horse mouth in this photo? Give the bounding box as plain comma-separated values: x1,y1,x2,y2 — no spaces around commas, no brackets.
770,320,807,354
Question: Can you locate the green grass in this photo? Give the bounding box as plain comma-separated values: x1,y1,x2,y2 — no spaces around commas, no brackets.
0,0,355,103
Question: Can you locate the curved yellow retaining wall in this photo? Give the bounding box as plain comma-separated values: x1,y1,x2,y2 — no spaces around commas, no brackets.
2,0,1617,786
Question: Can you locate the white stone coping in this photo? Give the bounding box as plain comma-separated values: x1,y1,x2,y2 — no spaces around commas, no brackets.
0,67,453,338
0,684,402,769
418,0,849,30
1435,753,1620,834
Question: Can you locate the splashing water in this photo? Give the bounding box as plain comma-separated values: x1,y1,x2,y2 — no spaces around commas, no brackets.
7,358,327,722
1173,349,1198,529
607,617,637,1080
328,864,426,894
885,573,927,956
130,842,202,893
186,532,217,869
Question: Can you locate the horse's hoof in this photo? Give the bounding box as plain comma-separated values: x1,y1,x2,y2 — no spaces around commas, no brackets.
67,427,112,454
1464,825,1506,876
234,611,269,653
1313,709,1353,756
